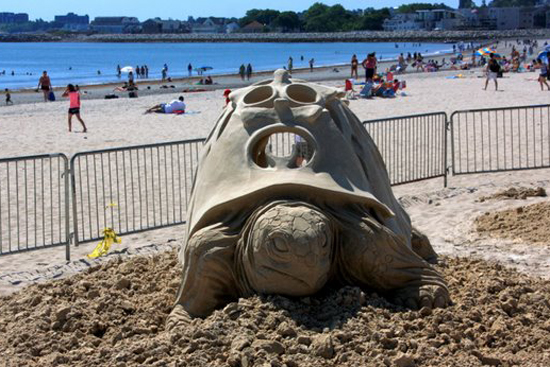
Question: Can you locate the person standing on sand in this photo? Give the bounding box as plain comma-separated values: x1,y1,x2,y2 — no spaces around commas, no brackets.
309,58,314,72
188,63,193,77
62,84,87,133
362,53,376,83
536,59,550,91
128,71,134,84
5,88,13,105
239,64,246,80
484,53,501,91
37,71,52,102
288,57,293,74
351,54,358,79
117,65,121,78
246,64,253,80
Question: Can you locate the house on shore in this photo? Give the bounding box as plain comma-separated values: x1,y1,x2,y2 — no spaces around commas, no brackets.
90,16,141,34
142,18,189,34
241,20,264,33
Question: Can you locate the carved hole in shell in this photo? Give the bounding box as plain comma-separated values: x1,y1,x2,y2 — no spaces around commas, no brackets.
243,86,275,106
285,84,318,104
252,132,314,169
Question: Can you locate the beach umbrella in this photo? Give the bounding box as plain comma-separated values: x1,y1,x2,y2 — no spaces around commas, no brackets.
476,47,497,57
120,66,134,73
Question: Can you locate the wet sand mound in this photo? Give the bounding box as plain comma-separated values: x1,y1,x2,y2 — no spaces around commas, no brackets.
476,200,550,245
1,250,550,366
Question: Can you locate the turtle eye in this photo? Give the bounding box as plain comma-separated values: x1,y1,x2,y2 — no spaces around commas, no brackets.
272,236,289,253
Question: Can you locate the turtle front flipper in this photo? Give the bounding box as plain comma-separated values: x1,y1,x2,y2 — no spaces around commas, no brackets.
337,215,450,310
168,224,239,330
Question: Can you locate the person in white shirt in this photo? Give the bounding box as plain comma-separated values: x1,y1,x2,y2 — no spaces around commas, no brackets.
145,96,186,114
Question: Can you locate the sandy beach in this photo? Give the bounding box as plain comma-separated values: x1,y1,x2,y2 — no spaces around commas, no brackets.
1,39,550,366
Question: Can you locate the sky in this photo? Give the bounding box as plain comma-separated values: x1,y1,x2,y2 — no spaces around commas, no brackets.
5,0,461,21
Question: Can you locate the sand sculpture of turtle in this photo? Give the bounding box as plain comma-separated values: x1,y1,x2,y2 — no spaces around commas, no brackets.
168,70,449,328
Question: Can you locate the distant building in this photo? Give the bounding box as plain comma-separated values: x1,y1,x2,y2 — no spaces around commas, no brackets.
241,20,264,33
91,16,141,33
191,17,226,33
54,13,90,31
225,22,240,34
55,13,89,25
382,13,421,31
488,7,536,30
0,12,29,24
142,18,188,34
383,9,459,31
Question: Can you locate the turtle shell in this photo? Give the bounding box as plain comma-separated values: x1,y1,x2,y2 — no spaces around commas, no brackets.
186,70,411,244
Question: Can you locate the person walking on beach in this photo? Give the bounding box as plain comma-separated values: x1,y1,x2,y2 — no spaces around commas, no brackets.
117,65,121,78
536,58,550,91
351,54,359,79
62,84,87,133
484,53,500,91
362,53,377,82
188,63,193,77
239,64,246,80
309,58,314,72
37,71,52,102
246,64,253,81
288,57,293,74
5,88,13,105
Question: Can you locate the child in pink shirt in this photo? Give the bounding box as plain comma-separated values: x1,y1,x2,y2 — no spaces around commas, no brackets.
62,84,87,133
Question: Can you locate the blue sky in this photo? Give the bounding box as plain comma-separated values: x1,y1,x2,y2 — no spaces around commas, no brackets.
7,1,460,21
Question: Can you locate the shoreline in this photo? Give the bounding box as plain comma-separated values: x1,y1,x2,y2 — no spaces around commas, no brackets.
1,29,549,43
5,47,467,103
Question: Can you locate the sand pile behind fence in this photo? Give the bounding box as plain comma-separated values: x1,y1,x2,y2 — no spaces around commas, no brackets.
1,249,550,366
476,199,550,245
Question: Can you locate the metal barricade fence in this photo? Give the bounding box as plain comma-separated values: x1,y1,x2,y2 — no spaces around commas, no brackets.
0,154,70,259
70,139,205,246
451,104,550,175
363,112,448,186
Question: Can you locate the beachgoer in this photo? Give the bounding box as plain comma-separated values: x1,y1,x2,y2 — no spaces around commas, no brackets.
484,53,500,91
188,63,192,77
223,89,231,106
145,65,149,78
5,88,13,105
246,64,253,80
62,84,87,133
136,66,141,78
128,71,134,84
37,71,52,102
239,64,246,80
536,59,550,91
145,96,186,114
344,79,356,99
117,65,121,77
351,54,359,79
288,57,293,74
362,53,377,82
162,68,167,81
205,76,213,85
140,66,145,78
309,58,314,72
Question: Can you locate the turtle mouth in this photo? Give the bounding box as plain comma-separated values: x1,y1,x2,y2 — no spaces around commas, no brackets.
259,265,329,295
248,126,317,170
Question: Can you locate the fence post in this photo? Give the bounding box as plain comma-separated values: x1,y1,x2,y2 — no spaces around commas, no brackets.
444,114,451,188
69,156,80,248
62,154,71,261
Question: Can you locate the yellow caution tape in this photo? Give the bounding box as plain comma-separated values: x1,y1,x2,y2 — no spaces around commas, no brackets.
87,228,121,259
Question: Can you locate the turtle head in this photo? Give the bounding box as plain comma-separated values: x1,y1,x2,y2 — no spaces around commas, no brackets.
242,202,333,297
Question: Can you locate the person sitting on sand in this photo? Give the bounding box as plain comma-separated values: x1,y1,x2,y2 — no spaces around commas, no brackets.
145,96,186,114
344,79,357,99
205,76,213,85
62,84,87,133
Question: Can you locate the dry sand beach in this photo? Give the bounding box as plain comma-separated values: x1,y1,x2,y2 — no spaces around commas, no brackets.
1,44,550,366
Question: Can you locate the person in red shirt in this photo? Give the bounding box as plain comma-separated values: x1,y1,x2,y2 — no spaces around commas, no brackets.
223,89,232,106
62,84,87,133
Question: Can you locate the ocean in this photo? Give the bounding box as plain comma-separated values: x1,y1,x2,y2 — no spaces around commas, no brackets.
0,42,452,90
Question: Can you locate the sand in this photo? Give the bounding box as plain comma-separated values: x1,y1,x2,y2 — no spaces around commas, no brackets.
1,40,550,365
